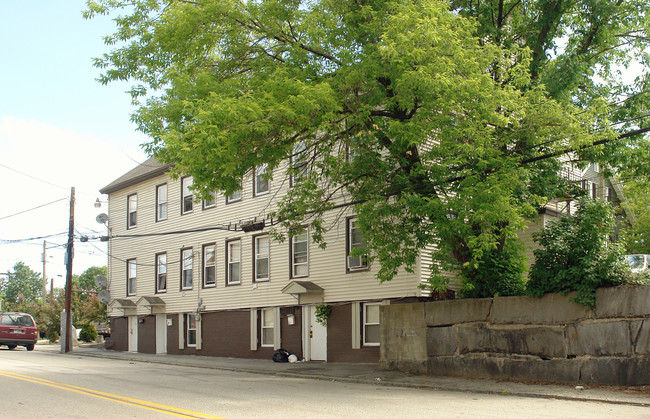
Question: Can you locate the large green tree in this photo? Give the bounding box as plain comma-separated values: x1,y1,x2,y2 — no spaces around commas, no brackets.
620,176,650,254
1,262,42,305
86,0,650,296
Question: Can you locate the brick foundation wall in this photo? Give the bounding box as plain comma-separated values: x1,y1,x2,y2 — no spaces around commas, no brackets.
328,303,379,363
137,315,156,354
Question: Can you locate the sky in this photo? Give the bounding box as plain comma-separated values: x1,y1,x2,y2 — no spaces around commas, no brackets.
0,1,149,289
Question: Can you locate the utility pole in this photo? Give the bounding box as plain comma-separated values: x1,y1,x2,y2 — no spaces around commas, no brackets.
42,240,47,305
64,187,75,353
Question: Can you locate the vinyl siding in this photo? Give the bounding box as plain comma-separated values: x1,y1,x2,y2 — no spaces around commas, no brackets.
106,165,424,316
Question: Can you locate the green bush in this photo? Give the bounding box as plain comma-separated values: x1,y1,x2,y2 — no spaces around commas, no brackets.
46,329,59,343
527,198,629,307
79,323,98,343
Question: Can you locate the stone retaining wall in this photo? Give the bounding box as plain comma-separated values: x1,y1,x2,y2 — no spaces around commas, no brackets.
379,285,650,386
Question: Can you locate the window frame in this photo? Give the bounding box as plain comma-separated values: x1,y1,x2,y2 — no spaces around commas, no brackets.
156,183,168,222
290,229,309,278
226,239,241,285
126,259,137,296
290,142,308,187
346,217,369,272
202,192,217,210
155,253,167,293
253,234,270,282
127,193,137,229
363,303,381,346
181,176,194,215
181,248,193,290
226,184,242,204
254,164,270,197
186,314,197,347
261,308,274,347
203,243,216,288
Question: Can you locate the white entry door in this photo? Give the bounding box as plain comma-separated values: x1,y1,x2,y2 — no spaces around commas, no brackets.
307,306,327,361
155,314,167,354
128,316,138,352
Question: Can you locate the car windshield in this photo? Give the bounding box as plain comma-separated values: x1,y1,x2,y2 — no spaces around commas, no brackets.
0,315,34,326
627,255,647,270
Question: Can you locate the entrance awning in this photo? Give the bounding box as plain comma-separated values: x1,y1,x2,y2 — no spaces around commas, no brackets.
136,296,166,314
108,299,137,316
281,281,324,304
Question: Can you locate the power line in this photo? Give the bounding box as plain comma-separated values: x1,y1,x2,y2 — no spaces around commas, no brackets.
0,198,68,221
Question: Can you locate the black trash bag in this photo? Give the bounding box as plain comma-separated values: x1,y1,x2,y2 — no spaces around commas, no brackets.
272,349,290,363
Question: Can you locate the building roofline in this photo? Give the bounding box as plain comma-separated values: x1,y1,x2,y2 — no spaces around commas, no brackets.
99,156,173,195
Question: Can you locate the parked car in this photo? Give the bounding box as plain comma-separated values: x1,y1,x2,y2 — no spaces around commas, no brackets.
0,312,38,351
626,254,649,273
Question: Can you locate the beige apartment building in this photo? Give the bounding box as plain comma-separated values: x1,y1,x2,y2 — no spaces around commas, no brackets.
99,156,621,362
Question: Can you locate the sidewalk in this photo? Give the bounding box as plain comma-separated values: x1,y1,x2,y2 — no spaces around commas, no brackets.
38,342,650,407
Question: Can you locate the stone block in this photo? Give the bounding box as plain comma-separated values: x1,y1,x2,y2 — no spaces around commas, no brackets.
428,355,502,380
633,319,650,355
580,358,650,386
596,285,650,319
380,303,427,362
426,326,458,356
567,321,631,357
424,298,492,327
457,324,490,354
491,293,592,325
501,358,580,384
379,359,428,375
456,324,566,358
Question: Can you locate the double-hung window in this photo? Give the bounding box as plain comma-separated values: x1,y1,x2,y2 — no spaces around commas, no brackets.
254,164,270,196
181,248,193,290
363,303,380,346
187,314,197,347
227,240,241,285
254,235,270,282
127,194,137,229
291,142,308,186
291,230,308,278
182,177,193,214
261,308,274,347
203,244,216,287
126,259,136,296
347,218,368,271
226,182,242,204
203,192,217,209
156,253,167,293
156,184,167,221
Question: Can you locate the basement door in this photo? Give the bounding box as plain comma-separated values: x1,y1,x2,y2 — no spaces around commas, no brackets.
305,305,327,361
128,316,138,352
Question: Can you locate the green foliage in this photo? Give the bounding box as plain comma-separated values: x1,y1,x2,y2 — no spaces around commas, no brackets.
79,323,98,343
86,0,650,297
620,178,650,254
46,328,59,344
527,199,629,307
1,262,42,304
315,305,331,326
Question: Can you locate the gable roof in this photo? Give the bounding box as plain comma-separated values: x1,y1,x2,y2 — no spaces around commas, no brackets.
99,156,173,195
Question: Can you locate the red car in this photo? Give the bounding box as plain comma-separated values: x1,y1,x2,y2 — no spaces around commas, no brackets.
0,312,38,351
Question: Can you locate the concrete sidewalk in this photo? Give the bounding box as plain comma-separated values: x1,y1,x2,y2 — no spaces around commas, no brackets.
38,343,650,407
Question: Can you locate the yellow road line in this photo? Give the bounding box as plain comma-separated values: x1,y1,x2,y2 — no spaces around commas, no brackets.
0,370,226,419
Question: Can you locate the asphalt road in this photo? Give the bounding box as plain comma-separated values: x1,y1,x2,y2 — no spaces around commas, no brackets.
1,347,649,418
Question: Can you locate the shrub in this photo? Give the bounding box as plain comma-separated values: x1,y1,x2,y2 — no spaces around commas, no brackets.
79,323,98,343
527,198,629,307
46,329,59,343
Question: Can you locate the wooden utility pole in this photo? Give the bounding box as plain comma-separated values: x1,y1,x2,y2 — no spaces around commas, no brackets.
42,240,47,305
64,187,75,353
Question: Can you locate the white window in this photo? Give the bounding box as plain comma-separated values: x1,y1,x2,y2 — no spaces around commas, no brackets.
227,240,241,285
203,244,216,287
203,192,217,209
182,248,193,290
254,164,270,196
291,142,308,186
182,177,193,214
156,253,167,293
363,303,380,346
605,187,612,202
187,314,197,347
254,235,270,282
347,218,368,271
156,183,167,221
127,194,137,228
291,230,308,278
227,187,242,204
261,308,274,347
127,259,136,296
